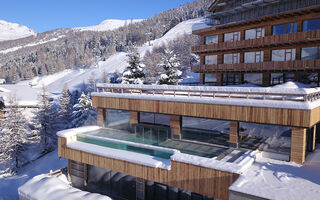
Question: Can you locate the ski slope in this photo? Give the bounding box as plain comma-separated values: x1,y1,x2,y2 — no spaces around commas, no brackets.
0,17,207,105
74,19,143,32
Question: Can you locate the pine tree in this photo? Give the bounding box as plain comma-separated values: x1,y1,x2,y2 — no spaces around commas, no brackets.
36,86,57,151
0,96,29,170
120,46,145,84
57,85,73,130
71,92,97,128
158,48,182,85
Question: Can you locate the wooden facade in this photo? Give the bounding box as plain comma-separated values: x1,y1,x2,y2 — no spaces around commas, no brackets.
58,137,239,200
229,121,239,146
130,111,139,129
170,115,182,138
92,96,318,128
192,3,320,86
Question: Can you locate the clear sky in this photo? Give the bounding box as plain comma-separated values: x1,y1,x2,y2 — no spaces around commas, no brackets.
0,0,196,33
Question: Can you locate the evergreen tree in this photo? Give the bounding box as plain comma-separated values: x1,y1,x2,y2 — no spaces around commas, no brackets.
120,46,145,84
0,96,29,171
57,85,73,130
36,86,57,151
158,48,182,85
71,92,97,128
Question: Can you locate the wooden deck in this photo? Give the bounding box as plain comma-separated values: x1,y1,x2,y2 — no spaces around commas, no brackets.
58,137,239,200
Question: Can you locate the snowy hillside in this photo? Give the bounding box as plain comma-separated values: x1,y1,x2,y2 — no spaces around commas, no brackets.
0,20,36,42
74,19,143,32
0,17,207,104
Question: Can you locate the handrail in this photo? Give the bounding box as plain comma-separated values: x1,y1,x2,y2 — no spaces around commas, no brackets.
95,84,320,103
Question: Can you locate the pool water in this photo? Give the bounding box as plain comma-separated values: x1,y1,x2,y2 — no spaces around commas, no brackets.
78,128,226,159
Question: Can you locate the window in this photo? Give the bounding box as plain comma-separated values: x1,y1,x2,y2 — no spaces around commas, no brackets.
139,112,170,126
204,55,217,65
205,35,218,44
224,53,240,64
105,109,130,130
301,47,320,60
204,74,216,84
245,27,265,40
272,49,296,61
303,18,320,32
244,51,264,63
224,31,241,42
272,22,297,35
244,74,262,85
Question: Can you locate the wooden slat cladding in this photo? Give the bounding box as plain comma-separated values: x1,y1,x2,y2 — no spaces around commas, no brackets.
290,127,307,163
130,111,139,129
193,30,320,54
192,59,320,73
92,96,314,128
170,115,182,136
59,139,239,200
229,121,239,144
97,108,104,126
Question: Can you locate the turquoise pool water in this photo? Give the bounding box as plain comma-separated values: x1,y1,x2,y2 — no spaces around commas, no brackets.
77,128,226,158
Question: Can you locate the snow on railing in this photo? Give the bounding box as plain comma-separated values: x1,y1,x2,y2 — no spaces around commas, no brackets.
96,84,320,102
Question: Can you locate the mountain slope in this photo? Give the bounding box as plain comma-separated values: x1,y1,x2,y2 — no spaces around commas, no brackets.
0,20,37,42
74,19,143,32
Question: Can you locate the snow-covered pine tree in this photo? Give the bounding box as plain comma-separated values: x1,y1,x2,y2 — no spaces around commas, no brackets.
36,85,58,151
0,96,29,170
120,46,145,84
158,48,182,85
57,85,73,130
71,92,97,128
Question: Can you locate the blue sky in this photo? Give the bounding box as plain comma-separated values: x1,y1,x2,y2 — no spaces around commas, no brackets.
0,0,196,33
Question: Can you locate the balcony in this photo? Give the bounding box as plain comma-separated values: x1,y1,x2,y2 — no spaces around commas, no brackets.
192,59,320,73
192,30,320,53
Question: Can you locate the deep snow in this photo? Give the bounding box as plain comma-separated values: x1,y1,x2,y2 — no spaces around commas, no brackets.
74,19,143,32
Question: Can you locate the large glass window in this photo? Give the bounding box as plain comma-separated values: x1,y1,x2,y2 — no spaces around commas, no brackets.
224,53,240,64
105,109,130,131
244,51,264,63
224,31,241,42
244,73,262,85
272,49,296,61
245,27,265,40
303,18,320,32
205,35,218,44
182,117,229,146
223,73,240,85
139,112,170,126
272,22,297,35
204,55,217,65
239,122,291,158
301,47,320,60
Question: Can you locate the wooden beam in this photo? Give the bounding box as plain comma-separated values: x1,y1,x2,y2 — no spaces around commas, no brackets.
291,127,306,163
229,121,239,147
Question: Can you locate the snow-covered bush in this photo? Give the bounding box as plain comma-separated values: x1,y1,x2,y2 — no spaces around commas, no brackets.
158,48,182,85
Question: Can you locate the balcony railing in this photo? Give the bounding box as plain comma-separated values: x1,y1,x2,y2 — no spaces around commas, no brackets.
95,83,320,103
192,60,320,73
192,30,320,53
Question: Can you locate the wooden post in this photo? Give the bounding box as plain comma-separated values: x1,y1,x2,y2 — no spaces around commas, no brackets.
312,125,316,152
170,115,182,140
291,127,306,163
238,73,244,85
229,121,239,148
200,73,205,84
262,72,271,87
130,112,139,130
97,108,104,127
216,73,223,86
68,159,72,184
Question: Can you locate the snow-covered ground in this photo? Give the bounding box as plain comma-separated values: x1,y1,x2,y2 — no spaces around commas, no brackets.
230,147,320,200
18,174,111,200
0,20,36,42
74,19,143,32
0,150,67,200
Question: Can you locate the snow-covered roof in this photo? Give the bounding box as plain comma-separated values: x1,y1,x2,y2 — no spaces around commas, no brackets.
229,148,320,200
18,174,111,200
